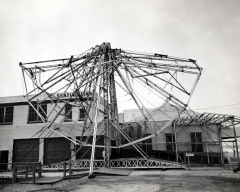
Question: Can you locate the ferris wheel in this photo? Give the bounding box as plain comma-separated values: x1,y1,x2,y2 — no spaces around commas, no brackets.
20,42,202,175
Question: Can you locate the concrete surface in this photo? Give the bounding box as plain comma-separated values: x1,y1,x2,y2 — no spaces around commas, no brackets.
0,171,68,179
1,168,240,192
67,169,240,192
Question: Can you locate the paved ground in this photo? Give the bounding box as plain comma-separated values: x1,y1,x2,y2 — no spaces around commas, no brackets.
1,168,240,192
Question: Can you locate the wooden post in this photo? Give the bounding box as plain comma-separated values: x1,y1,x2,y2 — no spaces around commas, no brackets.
232,118,240,165
69,160,72,176
63,161,66,178
38,162,42,178
25,163,28,181
32,163,36,184
12,164,17,184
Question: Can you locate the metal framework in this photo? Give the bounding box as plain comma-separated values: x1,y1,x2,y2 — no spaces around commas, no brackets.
174,112,240,127
173,112,240,165
20,42,202,176
42,158,185,170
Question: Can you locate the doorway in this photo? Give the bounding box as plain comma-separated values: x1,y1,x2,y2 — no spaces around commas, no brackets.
0,150,9,171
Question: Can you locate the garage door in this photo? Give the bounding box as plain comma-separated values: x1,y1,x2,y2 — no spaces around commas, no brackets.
13,139,39,163
44,138,71,165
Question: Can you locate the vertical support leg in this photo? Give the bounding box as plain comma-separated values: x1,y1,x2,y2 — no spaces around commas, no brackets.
32,164,36,184
233,142,236,158
39,138,44,164
69,160,72,176
103,63,110,168
12,164,16,184
232,118,240,165
109,61,119,156
204,123,210,164
25,163,28,181
89,76,101,178
187,155,190,170
63,161,66,178
38,162,42,178
174,122,178,163
89,107,98,178
218,125,224,165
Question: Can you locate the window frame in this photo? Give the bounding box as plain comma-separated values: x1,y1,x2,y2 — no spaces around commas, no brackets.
190,132,204,152
27,104,47,124
0,106,14,125
78,108,85,121
64,104,72,122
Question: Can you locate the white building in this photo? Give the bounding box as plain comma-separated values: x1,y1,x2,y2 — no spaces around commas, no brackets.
0,94,105,170
119,103,240,165
0,95,239,170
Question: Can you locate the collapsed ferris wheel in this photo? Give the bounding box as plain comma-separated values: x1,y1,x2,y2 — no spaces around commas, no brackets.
19,42,202,176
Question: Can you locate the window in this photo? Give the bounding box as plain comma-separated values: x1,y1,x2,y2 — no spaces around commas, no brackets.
78,108,85,121
0,106,14,124
64,104,72,122
191,132,203,152
166,133,175,151
28,104,47,123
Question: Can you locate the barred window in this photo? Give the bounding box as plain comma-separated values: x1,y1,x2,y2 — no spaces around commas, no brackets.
0,106,14,124
78,108,85,121
28,104,47,123
64,104,72,122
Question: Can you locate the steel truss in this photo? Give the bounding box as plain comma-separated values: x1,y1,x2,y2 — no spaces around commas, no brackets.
20,42,201,176
42,158,185,170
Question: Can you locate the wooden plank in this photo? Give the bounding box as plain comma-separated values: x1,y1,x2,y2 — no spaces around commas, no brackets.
233,166,240,173
71,168,131,176
35,176,63,184
96,168,131,176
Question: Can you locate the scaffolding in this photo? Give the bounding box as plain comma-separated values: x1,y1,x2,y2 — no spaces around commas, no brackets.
173,113,240,165
19,42,202,176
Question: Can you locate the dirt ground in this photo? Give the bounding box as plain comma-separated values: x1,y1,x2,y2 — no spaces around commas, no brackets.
1,168,240,192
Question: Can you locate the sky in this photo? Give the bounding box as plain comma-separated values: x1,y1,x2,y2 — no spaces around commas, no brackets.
0,0,240,117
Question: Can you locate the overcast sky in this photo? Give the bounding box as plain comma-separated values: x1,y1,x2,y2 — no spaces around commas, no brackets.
0,0,240,117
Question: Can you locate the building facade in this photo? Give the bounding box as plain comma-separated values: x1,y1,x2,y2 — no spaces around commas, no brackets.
0,94,105,169
119,103,240,165
0,95,239,170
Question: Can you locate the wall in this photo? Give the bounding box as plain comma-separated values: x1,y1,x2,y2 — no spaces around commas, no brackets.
0,97,105,164
120,121,221,153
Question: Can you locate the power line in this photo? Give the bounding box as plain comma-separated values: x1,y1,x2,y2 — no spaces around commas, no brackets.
199,107,240,110
193,103,240,110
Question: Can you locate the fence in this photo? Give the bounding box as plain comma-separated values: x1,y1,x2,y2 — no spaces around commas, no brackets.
11,162,42,184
